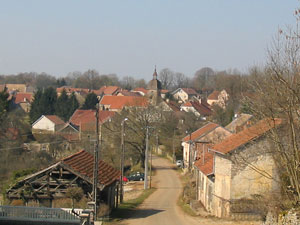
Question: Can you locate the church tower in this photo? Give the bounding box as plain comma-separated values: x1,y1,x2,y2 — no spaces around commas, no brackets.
146,67,162,105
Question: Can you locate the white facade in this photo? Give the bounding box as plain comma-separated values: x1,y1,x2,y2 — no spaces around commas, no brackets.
32,116,64,132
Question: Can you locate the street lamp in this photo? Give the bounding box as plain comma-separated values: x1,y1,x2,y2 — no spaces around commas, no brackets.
120,118,128,203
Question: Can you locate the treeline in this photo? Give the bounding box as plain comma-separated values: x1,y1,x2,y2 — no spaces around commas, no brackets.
0,68,253,96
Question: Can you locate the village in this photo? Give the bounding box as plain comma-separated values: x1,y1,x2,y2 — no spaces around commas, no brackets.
0,64,298,225
1,2,300,225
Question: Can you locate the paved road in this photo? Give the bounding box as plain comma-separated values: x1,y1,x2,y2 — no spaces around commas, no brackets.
124,156,200,225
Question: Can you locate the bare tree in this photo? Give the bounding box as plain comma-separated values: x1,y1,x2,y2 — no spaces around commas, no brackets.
159,68,174,89
245,22,300,206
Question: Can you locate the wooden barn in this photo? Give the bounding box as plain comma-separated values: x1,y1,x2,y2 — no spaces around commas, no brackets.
6,150,120,212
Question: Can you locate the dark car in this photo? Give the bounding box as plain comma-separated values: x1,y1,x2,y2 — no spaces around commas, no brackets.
127,172,145,181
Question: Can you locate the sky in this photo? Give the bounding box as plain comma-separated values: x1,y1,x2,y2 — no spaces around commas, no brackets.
0,0,299,80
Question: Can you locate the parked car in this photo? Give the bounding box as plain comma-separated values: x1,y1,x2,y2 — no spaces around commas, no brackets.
176,160,183,168
127,172,145,181
123,176,128,182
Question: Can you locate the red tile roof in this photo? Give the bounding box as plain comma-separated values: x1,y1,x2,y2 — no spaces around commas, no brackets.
181,88,198,95
165,100,180,112
69,109,115,131
211,118,283,154
182,122,219,142
161,89,169,94
45,115,65,125
62,150,120,186
14,92,33,104
207,90,220,100
103,86,120,95
133,87,148,95
118,90,142,97
194,152,214,176
56,86,91,94
100,96,149,110
182,101,212,116
95,86,120,96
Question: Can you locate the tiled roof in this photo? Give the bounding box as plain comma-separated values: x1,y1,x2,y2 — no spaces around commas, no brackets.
100,96,148,110
45,115,65,125
165,100,180,112
181,88,198,95
103,86,120,95
194,152,214,176
225,113,253,133
190,101,212,116
118,90,142,97
95,86,120,96
69,109,115,131
62,150,120,186
14,92,33,104
57,86,90,94
133,87,148,94
211,118,283,154
207,90,220,100
182,122,219,142
161,89,169,94
182,101,212,116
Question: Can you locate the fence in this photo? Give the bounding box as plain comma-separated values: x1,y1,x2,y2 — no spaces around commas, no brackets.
0,205,82,223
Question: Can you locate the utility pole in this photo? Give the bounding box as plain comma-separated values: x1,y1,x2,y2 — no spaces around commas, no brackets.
188,132,192,171
144,126,149,190
172,129,175,163
93,105,100,220
120,118,128,203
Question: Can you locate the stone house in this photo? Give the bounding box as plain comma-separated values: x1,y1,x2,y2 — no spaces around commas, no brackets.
180,100,212,119
207,90,229,108
7,150,121,212
13,92,33,113
225,113,253,133
182,122,231,169
32,115,65,133
205,118,282,218
171,88,199,103
99,96,148,112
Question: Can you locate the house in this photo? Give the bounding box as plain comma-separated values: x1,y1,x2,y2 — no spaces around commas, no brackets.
7,150,121,211
182,122,231,169
207,90,229,108
13,92,33,112
160,89,169,99
132,87,148,96
57,122,80,142
159,99,180,112
225,113,253,133
196,118,282,218
171,88,199,103
180,100,212,119
56,86,91,96
32,115,65,133
5,84,27,93
100,96,148,112
69,109,115,133
95,86,120,96
117,90,142,97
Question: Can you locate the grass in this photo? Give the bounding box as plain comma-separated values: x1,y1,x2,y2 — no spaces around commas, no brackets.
177,194,197,217
103,188,156,224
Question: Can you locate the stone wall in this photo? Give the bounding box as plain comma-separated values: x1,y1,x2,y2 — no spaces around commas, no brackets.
263,209,300,225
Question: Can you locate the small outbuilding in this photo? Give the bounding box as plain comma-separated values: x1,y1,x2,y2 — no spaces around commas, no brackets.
7,150,121,213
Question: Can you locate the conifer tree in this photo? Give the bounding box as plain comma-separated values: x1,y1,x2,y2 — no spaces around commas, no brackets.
55,89,69,121
68,92,79,119
81,92,98,109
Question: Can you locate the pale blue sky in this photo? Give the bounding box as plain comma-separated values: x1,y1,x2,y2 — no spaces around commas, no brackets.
0,0,298,79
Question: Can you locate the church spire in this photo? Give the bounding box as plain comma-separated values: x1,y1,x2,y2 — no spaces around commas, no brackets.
153,65,158,80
